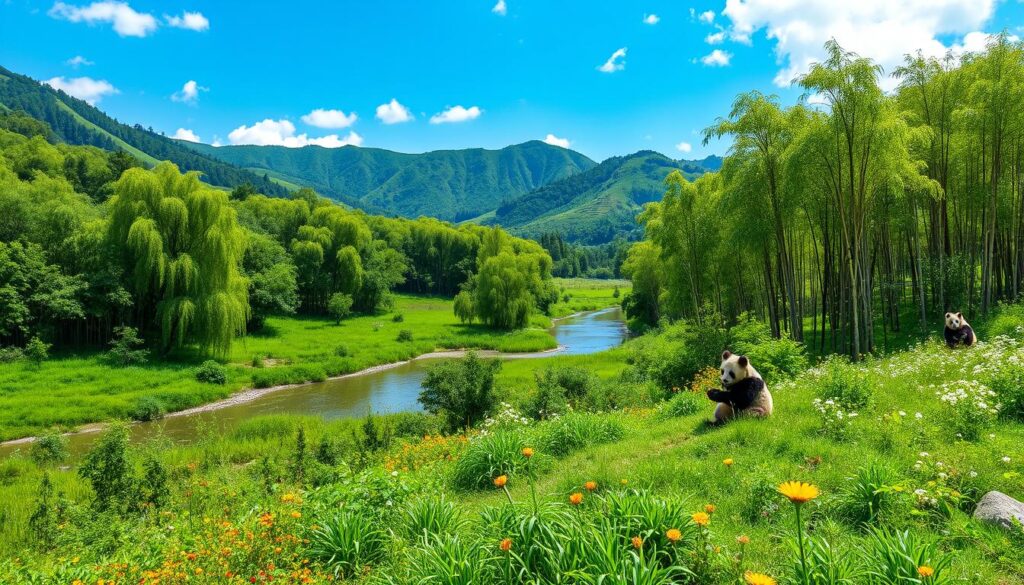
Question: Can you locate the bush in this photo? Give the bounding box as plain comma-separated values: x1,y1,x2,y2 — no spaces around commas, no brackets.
836,463,899,526
628,319,729,391
658,391,704,419
988,363,1024,421
397,329,414,342
194,360,228,385
451,431,525,490
106,326,149,366
532,413,624,457
333,344,350,357
30,432,68,465
79,424,135,512
0,346,24,363
814,357,872,410
392,313,405,323
308,510,389,578
402,496,465,540
524,369,569,420
130,396,165,421
327,292,354,324
24,336,50,367
420,352,500,432
982,302,1024,339
730,316,807,380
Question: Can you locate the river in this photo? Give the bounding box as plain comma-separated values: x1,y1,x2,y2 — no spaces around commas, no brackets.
1,307,627,458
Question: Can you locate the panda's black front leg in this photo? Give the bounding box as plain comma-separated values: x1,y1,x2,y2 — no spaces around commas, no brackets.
706,388,732,403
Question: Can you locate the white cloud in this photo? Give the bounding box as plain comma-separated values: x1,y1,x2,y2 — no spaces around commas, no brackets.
43,76,118,104
492,0,507,16
165,11,209,31
806,93,829,106
375,99,414,124
699,10,715,24
429,105,482,124
301,108,357,129
951,31,1018,56
720,0,998,88
701,49,732,67
676,141,693,153
543,134,571,148
173,128,201,142
171,80,206,104
705,31,726,44
643,13,660,25
48,1,158,37
598,47,627,73
227,119,363,148
66,55,94,67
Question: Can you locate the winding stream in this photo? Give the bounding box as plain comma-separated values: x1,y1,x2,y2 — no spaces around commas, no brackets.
1,307,627,458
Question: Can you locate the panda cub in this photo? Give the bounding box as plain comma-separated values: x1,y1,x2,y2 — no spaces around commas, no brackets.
706,351,774,423
944,311,977,348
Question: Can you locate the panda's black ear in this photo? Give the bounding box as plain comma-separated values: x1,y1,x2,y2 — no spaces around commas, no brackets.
945,312,951,318
738,355,748,368
722,350,732,360
957,312,963,318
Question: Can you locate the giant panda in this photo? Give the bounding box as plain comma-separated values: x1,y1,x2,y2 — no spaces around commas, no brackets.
944,311,977,348
706,350,774,423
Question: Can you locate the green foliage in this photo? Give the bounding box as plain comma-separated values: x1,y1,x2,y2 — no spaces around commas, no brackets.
627,319,728,391
450,431,525,490
730,317,807,380
402,496,465,540
194,360,228,385
29,432,68,465
327,292,353,323
988,363,1024,421
129,396,165,422
419,352,501,432
532,412,624,457
396,329,414,342
308,510,389,578
453,290,475,324
814,357,873,410
106,326,149,366
836,463,899,527
24,336,49,367
78,424,135,512
657,391,704,419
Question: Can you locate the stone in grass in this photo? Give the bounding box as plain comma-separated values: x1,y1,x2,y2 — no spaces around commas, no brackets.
973,491,1024,530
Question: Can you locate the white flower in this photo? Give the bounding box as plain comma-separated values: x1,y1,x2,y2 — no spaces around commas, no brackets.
915,412,923,419
920,452,930,458
898,411,906,417
1002,456,1012,464
969,471,978,478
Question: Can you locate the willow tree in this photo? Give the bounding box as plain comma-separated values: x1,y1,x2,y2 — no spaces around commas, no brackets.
107,163,248,357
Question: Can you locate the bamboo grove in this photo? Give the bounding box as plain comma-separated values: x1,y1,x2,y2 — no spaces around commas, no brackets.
624,36,1024,359
0,116,557,357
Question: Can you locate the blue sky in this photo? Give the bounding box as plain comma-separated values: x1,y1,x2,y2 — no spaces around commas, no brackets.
2,0,1022,161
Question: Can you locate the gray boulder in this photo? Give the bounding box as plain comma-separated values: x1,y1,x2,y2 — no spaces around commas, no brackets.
973,491,1024,530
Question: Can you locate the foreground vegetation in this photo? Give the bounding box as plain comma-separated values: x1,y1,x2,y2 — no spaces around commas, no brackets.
2,307,1022,583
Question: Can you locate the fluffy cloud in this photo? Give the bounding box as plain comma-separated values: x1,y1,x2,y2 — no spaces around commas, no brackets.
543,134,571,148
643,13,660,25
173,128,201,142
720,0,997,87
165,11,209,31
227,119,363,148
48,1,158,37
698,10,715,24
171,80,206,104
598,47,627,73
429,105,482,124
376,99,414,124
44,76,118,104
705,31,726,45
676,141,693,153
701,49,732,67
492,0,507,16
301,108,357,129
66,55,94,67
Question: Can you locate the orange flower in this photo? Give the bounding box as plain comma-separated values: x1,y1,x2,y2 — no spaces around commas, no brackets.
494,475,508,488
723,458,734,467
290,511,301,519
744,572,777,585
631,536,643,549
704,504,716,514
569,492,584,506
691,512,710,527
737,534,750,545
665,528,682,542
521,447,534,458
917,566,934,578
778,481,820,505
499,538,512,552
259,512,274,527
584,481,598,491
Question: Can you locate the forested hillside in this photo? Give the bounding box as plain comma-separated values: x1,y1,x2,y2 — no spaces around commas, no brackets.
485,152,717,244
185,140,596,220
0,66,287,197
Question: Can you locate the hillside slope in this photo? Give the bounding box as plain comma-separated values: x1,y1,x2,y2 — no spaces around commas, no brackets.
484,151,719,244
0,65,288,197
185,140,596,220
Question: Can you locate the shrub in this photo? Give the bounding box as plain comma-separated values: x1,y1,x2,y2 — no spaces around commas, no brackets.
402,496,465,540
532,413,624,457
988,363,1024,422
524,369,569,420
251,354,265,368
982,302,1024,339
0,346,24,363
24,336,49,367
308,510,389,578
814,357,872,410
453,291,476,324
836,463,899,526
106,325,149,366
30,432,68,465
79,424,135,512
628,319,729,391
935,380,999,441
130,396,165,421
730,316,807,380
327,292,354,324
194,360,227,385
451,431,525,490
420,352,500,432
658,391,704,419
333,344,350,357
392,313,405,323
397,329,414,342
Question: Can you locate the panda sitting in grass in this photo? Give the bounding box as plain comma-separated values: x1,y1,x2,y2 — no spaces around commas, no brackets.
706,350,774,424
944,311,977,348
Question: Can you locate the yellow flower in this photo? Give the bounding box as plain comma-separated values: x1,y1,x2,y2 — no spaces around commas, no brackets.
704,503,716,514
778,481,820,505
290,511,301,518
691,511,710,527
665,528,682,542
584,480,598,491
499,538,512,552
744,572,777,585
631,536,643,549
723,458,734,466
620,478,629,486
917,566,934,578
737,534,750,545
521,447,534,458
281,493,296,503
494,475,508,488
569,492,584,506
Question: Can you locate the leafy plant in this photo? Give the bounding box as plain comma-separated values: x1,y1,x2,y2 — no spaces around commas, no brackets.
814,357,872,410
451,431,525,491
194,360,227,385
533,413,624,457
24,336,49,367
130,396,165,422
29,432,68,465
396,329,414,342
419,352,500,432
328,292,353,324
402,495,465,540
106,326,149,366
308,510,389,578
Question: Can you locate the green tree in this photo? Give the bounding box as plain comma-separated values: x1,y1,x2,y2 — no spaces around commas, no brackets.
453,290,475,323
419,351,501,432
327,292,354,323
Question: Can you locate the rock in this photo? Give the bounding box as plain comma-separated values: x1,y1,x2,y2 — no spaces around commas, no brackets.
973,491,1024,530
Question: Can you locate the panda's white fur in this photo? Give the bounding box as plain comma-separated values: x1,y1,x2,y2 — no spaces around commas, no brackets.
944,311,977,347
711,351,773,422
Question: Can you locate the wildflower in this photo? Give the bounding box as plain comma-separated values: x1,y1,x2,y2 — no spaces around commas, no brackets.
744,572,777,585
723,458,734,466
665,528,682,542
1002,456,1012,464
290,511,301,518
691,512,710,526
620,478,629,485
584,480,598,491
500,538,512,552
281,493,296,503
521,447,534,458
917,566,934,578
631,536,643,549
737,534,750,544
704,503,716,514
494,475,508,488
259,512,274,527
778,481,819,505
569,492,584,506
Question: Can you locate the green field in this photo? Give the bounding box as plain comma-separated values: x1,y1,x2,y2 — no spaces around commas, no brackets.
548,278,629,318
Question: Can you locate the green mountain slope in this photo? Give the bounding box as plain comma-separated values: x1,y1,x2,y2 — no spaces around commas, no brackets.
0,65,288,197
184,140,596,220
484,151,719,244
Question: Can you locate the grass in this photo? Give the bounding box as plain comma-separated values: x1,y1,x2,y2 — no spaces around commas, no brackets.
548,277,628,318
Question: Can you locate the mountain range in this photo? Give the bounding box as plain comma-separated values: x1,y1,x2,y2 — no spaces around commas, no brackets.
0,65,720,244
